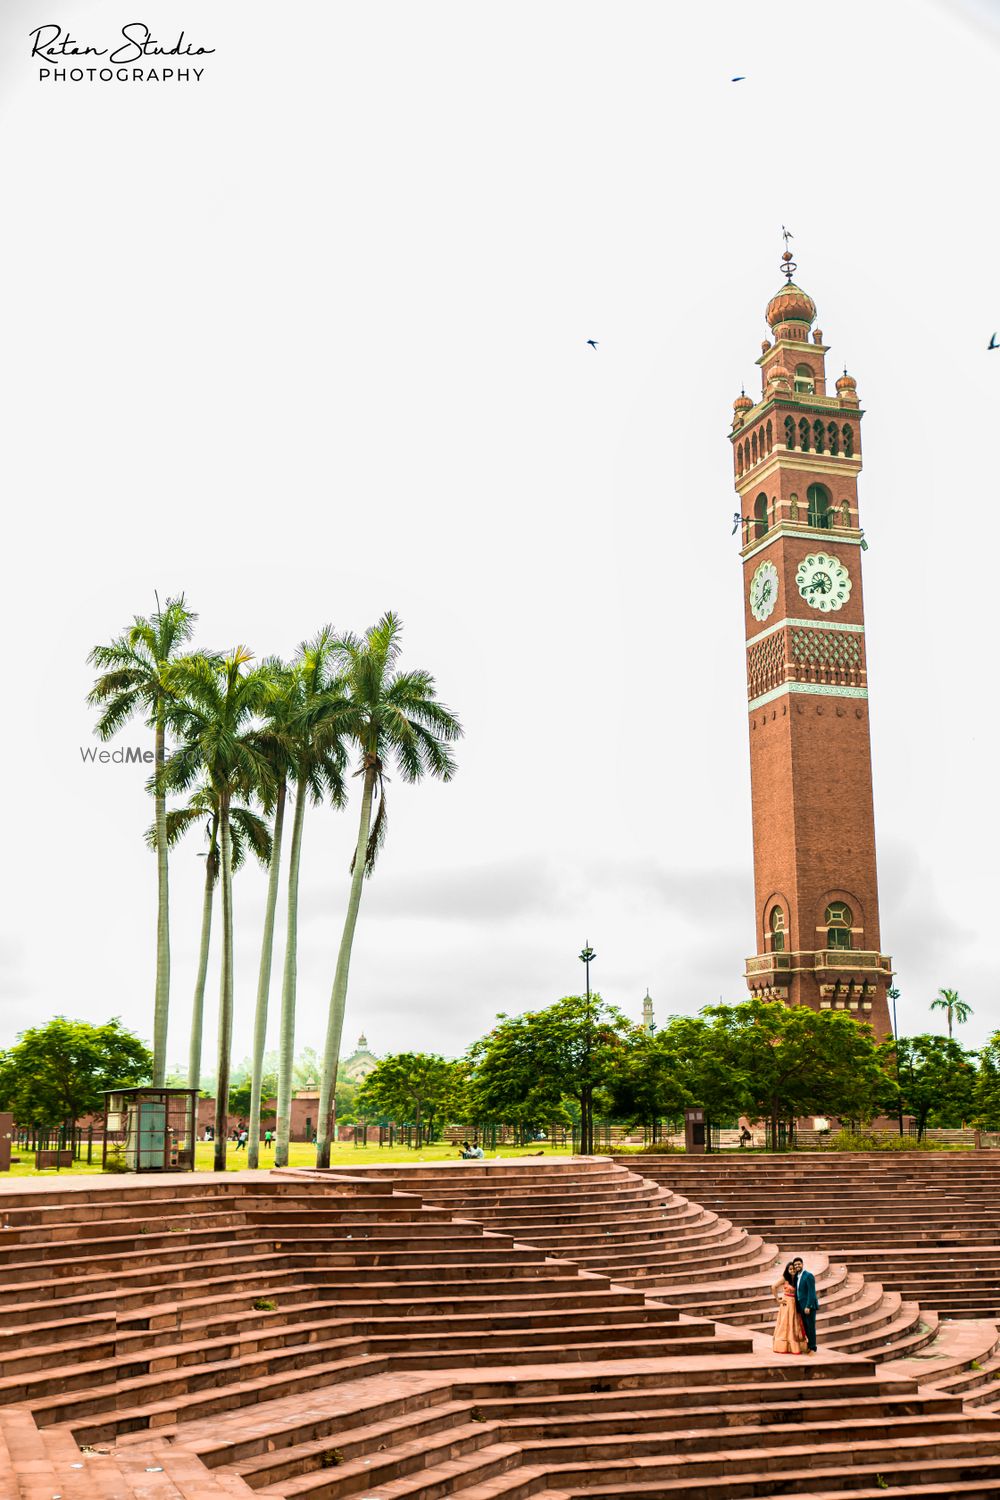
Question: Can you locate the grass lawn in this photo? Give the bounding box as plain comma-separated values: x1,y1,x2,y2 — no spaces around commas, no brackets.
4,1139,574,1178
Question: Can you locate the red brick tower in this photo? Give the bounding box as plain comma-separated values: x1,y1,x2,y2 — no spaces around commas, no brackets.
732,246,892,1036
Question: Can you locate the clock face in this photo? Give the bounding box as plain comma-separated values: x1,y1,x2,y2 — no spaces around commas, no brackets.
795,552,851,612
749,560,779,622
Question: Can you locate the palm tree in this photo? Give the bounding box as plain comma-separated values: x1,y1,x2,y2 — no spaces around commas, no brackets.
273,631,348,1168
315,612,462,1168
87,595,197,1085
148,784,270,1094
930,988,972,1040
245,661,298,1170
159,649,275,1170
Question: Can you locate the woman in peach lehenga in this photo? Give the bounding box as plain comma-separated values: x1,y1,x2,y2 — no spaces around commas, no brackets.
772,1262,808,1354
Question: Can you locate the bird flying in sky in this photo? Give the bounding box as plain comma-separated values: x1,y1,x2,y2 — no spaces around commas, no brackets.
731,76,745,81
586,339,598,349
990,333,998,350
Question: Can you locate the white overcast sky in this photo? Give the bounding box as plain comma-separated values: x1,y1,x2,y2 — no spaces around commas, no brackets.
0,0,997,1071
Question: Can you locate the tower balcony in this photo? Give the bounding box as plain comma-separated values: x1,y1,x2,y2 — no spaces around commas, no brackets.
745,948,893,985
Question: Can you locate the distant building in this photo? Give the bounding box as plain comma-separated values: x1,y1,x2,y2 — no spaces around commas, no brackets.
642,990,654,1033
339,1032,379,1084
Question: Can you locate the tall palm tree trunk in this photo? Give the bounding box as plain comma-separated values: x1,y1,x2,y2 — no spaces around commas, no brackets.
316,767,375,1168
153,709,171,1086
248,781,286,1169
213,793,234,1172
187,833,217,1093
275,787,307,1168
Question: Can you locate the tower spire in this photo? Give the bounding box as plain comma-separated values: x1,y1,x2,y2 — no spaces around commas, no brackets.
780,225,796,282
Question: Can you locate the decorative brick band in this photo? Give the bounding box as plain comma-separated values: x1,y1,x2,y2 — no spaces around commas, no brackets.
748,681,869,712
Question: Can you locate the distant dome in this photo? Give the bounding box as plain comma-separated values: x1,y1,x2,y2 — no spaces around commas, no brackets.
836,371,857,392
733,393,753,413
766,362,792,387
766,282,817,330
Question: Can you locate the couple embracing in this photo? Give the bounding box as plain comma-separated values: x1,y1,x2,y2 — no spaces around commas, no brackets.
772,1257,819,1355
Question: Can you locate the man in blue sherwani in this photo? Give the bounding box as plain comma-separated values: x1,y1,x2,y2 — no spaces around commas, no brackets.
792,1257,820,1353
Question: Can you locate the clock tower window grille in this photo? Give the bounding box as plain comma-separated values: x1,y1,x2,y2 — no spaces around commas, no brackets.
826,903,853,950
770,908,786,952
753,492,768,538
807,483,833,529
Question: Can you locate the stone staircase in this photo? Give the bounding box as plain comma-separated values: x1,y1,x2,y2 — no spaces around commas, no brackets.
2,1165,1000,1497
630,1151,1000,1409
328,1157,943,1365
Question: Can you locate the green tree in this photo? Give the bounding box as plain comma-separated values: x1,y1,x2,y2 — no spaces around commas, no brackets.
87,595,197,1085
228,1072,277,1123
0,1018,152,1125
148,783,269,1093
930,987,972,1040
315,613,462,1167
160,647,274,1170
702,998,890,1145
272,631,348,1167
895,1033,977,1139
973,1034,1000,1130
466,994,632,1153
603,1026,694,1132
355,1053,459,1140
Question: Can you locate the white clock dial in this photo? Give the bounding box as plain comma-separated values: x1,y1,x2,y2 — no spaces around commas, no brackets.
749,560,779,622
795,552,851,613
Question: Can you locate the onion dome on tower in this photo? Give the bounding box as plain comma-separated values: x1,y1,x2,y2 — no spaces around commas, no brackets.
836,369,860,406
732,390,753,428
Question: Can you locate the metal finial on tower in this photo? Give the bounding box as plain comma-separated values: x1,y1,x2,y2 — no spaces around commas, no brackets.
780,225,796,282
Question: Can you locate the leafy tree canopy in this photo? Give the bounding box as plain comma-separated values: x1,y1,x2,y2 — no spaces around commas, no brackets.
0,1017,152,1125
465,994,634,1135
894,1033,977,1139
355,1052,460,1131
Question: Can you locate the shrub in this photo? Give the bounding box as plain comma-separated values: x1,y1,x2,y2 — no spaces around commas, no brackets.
827,1129,969,1152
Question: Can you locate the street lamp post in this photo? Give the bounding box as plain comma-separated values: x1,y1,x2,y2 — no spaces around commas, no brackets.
888,986,903,1136
578,943,596,1156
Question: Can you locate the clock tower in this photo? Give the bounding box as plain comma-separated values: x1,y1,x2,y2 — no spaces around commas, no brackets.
732,247,892,1036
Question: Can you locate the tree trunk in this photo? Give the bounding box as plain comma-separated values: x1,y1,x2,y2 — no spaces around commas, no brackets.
248,780,286,1170
152,709,170,1086
187,830,217,1094
316,764,376,1168
275,785,307,1168
213,791,234,1173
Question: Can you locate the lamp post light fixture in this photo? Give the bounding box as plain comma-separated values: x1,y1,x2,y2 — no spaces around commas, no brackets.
579,943,596,1002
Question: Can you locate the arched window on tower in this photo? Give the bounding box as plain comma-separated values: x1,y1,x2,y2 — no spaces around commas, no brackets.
736,445,743,476
744,439,751,471
751,430,758,465
794,364,815,395
766,419,773,452
842,424,854,458
770,908,786,953
807,483,832,529
827,422,840,456
753,492,768,539
825,902,853,950
798,418,811,452
813,419,825,454
841,500,851,527
784,416,795,449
